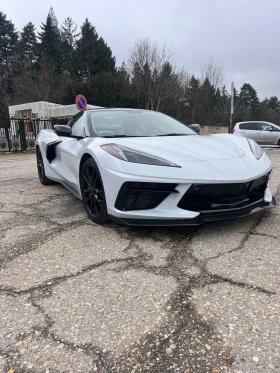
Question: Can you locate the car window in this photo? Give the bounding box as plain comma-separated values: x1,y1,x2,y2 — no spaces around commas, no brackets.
258,123,273,131
239,122,258,130
272,126,280,132
70,115,85,137
88,110,197,137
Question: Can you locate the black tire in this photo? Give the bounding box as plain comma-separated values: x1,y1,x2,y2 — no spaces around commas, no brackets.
278,139,280,147
36,148,54,185
80,158,109,224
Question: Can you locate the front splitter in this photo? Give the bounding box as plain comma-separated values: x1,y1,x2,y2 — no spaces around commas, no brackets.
109,197,276,227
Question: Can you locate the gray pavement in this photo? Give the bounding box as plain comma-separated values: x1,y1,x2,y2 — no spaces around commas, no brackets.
0,150,279,373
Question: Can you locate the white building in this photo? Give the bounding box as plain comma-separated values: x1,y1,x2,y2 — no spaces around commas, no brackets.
9,101,103,119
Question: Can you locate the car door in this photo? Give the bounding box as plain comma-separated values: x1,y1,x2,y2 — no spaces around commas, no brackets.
52,113,85,193
256,122,274,144
239,122,259,141
271,125,280,145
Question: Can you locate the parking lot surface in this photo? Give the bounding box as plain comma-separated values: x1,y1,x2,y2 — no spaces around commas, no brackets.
0,150,279,373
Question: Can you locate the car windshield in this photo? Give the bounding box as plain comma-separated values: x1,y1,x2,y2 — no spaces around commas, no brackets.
87,110,197,137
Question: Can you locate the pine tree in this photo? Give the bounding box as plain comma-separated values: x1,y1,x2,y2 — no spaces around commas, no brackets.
0,12,18,68
96,37,116,73
18,22,38,66
239,83,260,120
199,78,216,124
115,62,134,107
185,75,201,123
60,17,78,75
84,72,117,107
75,18,115,79
0,12,18,113
38,7,61,68
267,96,280,113
74,18,99,79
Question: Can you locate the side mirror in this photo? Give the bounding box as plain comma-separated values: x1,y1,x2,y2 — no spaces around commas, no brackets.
189,123,201,134
269,128,274,131
54,125,72,137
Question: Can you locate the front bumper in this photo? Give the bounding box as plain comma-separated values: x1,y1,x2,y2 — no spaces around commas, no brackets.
109,196,276,226
99,152,275,226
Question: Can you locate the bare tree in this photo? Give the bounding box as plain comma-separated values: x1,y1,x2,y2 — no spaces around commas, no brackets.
126,38,186,111
12,55,70,104
200,58,224,89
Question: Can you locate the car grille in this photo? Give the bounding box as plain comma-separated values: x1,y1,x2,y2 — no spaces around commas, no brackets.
115,182,178,211
177,173,269,212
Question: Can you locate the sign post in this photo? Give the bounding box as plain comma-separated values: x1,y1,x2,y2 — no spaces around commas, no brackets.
229,81,234,133
75,94,87,112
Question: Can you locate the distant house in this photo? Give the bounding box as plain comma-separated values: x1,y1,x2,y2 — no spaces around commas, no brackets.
9,101,103,119
5,101,103,139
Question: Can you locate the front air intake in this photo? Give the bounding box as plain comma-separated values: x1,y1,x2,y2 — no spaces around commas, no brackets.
177,174,269,212
115,182,178,211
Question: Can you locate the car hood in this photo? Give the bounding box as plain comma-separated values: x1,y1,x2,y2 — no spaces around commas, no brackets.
108,135,245,162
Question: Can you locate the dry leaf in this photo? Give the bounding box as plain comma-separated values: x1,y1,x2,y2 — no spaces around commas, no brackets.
15,341,22,347
222,355,231,362
204,344,211,350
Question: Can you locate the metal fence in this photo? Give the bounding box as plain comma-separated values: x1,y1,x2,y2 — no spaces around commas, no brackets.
0,116,68,152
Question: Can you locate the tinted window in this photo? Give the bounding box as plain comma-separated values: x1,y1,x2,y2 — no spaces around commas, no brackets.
71,115,85,137
258,123,273,131
239,122,258,130
87,110,197,137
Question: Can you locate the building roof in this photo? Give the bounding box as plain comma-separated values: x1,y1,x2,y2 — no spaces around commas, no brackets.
9,101,103,118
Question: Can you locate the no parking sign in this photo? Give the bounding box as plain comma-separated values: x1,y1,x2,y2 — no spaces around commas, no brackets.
75,94,87,111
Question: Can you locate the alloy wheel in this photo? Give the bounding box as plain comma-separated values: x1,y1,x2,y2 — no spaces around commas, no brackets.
82,164,104,217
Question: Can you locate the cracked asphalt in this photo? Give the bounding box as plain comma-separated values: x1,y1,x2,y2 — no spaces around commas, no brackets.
0,150,280,373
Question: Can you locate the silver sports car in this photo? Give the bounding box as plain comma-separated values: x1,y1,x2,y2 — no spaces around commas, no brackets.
36,108,276,226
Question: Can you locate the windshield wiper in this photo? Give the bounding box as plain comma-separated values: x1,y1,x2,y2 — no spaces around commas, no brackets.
157,133,189,136
101,135,141,138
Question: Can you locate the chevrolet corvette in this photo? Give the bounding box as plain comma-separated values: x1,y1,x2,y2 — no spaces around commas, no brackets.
36,109,276,225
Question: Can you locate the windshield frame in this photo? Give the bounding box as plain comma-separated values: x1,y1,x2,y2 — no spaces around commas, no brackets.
85,109,198,138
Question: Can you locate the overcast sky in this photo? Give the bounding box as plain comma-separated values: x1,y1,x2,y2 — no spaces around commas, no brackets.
2,0,280,99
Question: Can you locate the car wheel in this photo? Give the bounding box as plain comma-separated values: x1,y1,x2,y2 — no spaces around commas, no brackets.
36,148,54,185
278,139,280,147
81,158,109,224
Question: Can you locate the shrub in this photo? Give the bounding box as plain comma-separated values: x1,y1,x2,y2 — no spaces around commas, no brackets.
13,140,20,150
28,139,35,148
0,141,6,150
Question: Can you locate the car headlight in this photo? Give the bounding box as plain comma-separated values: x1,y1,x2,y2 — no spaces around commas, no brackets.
247,138,263,160
101,144,180,167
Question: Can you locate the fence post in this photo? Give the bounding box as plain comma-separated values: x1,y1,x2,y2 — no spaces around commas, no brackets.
5,124,11,152
18,119,27,152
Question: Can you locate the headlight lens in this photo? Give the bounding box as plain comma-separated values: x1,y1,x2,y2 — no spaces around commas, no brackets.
247,138,263,160
101,144,180,167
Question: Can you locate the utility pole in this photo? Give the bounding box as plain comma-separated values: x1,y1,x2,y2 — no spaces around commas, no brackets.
230,81,234,133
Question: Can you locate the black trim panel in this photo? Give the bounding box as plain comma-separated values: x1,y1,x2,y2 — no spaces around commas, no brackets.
109,197,276,226
177,173,269,212
46,140,62,163
115,182,178,211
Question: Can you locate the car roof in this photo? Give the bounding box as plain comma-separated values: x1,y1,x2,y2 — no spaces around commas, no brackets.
236,121,274,124
86,108,152,113
235,121,280,128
